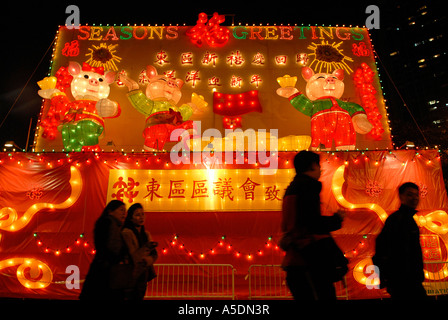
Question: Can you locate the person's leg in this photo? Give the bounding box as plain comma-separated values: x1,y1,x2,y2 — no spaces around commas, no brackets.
286,267,317,300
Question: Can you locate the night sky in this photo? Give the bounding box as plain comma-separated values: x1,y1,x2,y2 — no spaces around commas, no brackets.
0,0,383,150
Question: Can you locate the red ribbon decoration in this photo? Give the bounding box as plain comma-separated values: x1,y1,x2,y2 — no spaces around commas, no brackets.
81,62,104,75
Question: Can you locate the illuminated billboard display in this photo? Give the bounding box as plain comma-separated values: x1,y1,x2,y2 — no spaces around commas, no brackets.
35,16,391,153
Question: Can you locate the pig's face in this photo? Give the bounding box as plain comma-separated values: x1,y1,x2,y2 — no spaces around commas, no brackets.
145,65,183,105
302,67,345,101
68,62,115,101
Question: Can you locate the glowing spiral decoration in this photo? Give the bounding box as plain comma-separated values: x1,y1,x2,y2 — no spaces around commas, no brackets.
0,258,53,289
331,164,388,222
0,166,82,232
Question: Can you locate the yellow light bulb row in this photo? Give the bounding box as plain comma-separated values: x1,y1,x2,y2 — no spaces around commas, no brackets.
161,235,281,261
34,233,95,256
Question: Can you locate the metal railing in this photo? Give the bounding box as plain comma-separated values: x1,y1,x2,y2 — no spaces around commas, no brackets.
144,262,448,300
145,264,236,299
423,261,448,298
247,264,291,299
247,264,348,300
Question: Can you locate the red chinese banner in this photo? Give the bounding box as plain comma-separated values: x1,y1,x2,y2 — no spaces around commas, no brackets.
421,235,442,262
107,168,288,211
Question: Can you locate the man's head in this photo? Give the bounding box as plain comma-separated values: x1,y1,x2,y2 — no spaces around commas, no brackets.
398,182,420,209
294,151,321,180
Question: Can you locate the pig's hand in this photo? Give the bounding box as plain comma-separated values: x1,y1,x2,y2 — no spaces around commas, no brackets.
352,113,373,134
38,88,61,99
187,102,205,115
190,93,208,113
119,73,139,91
96,99,119,117
276,87,299,99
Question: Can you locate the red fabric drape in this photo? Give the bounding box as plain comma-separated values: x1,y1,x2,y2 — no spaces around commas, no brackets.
0,150,446,299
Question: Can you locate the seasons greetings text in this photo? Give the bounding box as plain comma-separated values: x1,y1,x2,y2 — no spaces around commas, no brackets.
73,25,366,42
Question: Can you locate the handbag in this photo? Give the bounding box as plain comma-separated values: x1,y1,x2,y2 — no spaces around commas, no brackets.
146,248,158,282
279,229,313,252
147,265,157,282
300,236,348,282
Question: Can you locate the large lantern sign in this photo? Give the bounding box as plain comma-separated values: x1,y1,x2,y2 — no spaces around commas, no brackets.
34,14,392,152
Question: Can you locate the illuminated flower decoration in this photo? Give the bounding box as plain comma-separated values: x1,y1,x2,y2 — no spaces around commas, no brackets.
365,180,383,198
308,41,354,74
187,12,230,48
26,187,44,200
419,183,428,199
85,43,122,71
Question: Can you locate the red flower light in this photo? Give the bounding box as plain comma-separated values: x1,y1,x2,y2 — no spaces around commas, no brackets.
186,12,230,48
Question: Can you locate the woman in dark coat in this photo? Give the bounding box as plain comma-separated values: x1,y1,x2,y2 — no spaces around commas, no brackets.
79,200,127,300
122,203,158,300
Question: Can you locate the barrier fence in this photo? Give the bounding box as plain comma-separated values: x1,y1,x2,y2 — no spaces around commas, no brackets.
145,264,236,299
423,261,448,297
145,262,448,300
247,264,291,299
247,264,348,300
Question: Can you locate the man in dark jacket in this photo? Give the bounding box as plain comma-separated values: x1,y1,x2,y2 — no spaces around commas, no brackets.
373,182,427,299
281,151,346,300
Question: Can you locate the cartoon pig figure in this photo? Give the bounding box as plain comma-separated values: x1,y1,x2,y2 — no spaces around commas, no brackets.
38,61,120,151
277,67,373,150
120,65,202,151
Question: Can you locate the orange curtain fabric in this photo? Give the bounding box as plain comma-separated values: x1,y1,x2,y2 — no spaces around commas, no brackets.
0,150,446,299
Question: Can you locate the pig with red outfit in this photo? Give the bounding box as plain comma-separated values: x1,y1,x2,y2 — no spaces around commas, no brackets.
120,66,205,152
38,62,120,152
277,67,372,150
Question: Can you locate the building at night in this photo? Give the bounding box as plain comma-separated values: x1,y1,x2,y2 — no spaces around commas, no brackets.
373,1,448,147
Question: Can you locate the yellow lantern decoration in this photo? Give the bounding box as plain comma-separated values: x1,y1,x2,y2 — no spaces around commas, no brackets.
278,135,311,151
276,74,297,88
37,76,57,90
191,92,208,111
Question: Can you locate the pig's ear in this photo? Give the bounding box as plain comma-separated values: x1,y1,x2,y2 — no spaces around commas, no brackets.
333,69,344,81
68,61,81,76
104,71,116,84
301,67,314,81
175,79,184,89
146,65,158,79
